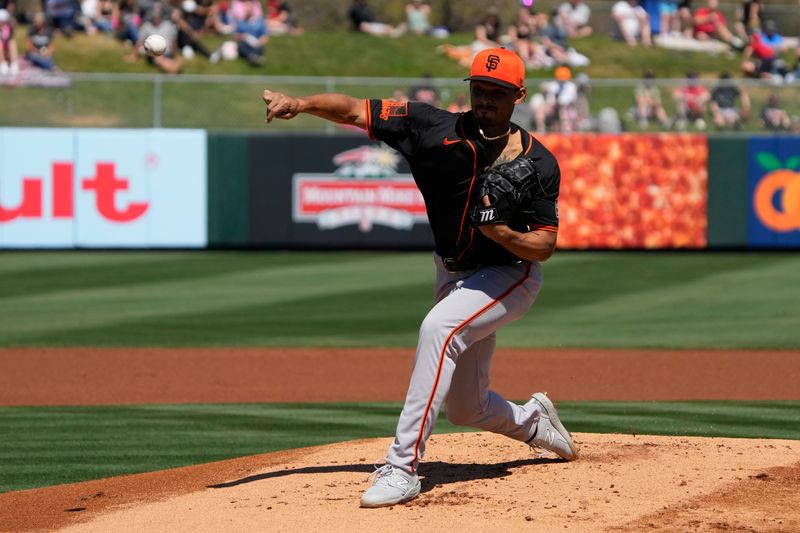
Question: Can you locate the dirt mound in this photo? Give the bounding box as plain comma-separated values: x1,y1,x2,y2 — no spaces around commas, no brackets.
5,433,798,532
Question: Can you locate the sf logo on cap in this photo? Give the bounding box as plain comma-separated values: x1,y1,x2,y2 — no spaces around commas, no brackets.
486,54,500,71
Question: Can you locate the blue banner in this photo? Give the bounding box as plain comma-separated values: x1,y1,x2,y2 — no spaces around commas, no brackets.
747,136,800,247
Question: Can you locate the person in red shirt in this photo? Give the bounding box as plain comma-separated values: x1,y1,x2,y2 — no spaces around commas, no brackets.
741,31,784,79
672,71,710,130
693,0,742,48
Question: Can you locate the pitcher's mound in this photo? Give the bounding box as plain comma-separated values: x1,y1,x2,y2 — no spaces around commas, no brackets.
20,433,800,532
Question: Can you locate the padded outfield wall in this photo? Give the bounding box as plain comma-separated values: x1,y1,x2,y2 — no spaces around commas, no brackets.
1,129,798,249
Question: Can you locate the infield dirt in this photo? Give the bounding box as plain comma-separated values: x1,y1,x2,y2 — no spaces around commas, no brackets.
1,347,799,532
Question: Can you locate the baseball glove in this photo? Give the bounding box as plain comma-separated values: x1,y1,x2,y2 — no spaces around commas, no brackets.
471,157,538,226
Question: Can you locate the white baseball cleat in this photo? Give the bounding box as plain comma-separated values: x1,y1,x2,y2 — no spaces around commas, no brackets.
360,464,421,508
525,392,579,461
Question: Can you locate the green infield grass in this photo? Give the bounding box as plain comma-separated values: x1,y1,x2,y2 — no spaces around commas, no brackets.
1,401,798,493
0,251,798,349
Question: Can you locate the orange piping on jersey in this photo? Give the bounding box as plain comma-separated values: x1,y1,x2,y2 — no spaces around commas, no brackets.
455,119,478,247
531,224,559,233
524,131,534,155
410,262,533,472
364,99,375,140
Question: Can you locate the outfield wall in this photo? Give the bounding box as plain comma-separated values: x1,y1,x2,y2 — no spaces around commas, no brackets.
1,128,798,249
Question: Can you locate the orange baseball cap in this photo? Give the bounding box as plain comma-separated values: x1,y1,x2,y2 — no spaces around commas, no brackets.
464,48,525,90
555,66,572,81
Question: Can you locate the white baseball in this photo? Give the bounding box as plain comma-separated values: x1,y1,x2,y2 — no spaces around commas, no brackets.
144,35,167,57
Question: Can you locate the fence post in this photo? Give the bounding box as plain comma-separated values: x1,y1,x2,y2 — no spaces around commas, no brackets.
153,75,163,128
325,77,335,135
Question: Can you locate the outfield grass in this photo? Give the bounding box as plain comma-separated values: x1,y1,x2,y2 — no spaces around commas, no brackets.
1,401,797,493
0,251,798,349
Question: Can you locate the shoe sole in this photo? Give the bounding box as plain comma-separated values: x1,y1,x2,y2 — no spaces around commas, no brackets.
533,392,579,461
360,480,421,508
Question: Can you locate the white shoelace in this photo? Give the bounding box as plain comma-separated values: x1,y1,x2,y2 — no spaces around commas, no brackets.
367,464,394,483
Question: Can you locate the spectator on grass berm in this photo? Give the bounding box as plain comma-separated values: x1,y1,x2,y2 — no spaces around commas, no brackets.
212,0,233,34
438,7,502,67
557,0,592,38
170,0,216,62
234,0,267,67
761,93,791,131
530,66,579,133
26,12,56,70
758,20,789,55
404,0,430,36
659,0,681,36
678,0,694,37
673,71,710,130
127,4,182,74
709,72,749,131
180,0,217,35
734,0,763,41
348,0,404,37
631,69,671,129
611,0,652,47
693,0,744,49
507,7,537,66
741,31,786,80
81,0,115,35
0,8,18,76
408,73,439,106
45,0,79,36
230,0,261,22
267,0,303,36
114,0,141,45
0,0,14,18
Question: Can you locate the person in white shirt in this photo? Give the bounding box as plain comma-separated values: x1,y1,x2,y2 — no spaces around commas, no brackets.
611,0,652,47
558,0,592,38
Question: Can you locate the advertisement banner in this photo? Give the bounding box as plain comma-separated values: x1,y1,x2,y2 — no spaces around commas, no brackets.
542,134,708,249
747,137,800,247
0,128,207,248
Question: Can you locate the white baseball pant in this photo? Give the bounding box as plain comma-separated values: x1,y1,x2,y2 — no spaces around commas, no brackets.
385,254,544,473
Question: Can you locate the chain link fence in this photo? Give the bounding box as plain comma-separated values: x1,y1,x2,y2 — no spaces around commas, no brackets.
2,73,798,133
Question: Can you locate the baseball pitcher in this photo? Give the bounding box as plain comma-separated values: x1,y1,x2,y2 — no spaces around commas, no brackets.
262,47,578,508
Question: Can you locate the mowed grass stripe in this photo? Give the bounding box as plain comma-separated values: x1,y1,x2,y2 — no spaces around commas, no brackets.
0,252,431,344
1,251,799,348
0,401,798,493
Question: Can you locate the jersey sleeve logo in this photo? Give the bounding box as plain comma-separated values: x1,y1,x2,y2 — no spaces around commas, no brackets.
379,100,408,120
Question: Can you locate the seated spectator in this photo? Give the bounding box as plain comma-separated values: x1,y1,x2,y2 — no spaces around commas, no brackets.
758,20,789,55
534,11,570,65
734,0,762,42
659,0,680,36
611,0,652,47
693,0,743,49
678,0,694,37
408,73,439,106
0,0,14,18
230,0,261,22
530,66,579,133
182,0,217,35
127,4,182,74
0,8,18,76
212,0,234,34
672,71,709,130
172,0,216,61
235,0,267,66
438,8,502,67
348,0,404,37
741,31,784,79
267,0,303,36
709,72,749,130
507,7,537,65
761,93,791,131
26,12,56,70
45,0,78,36
405,0,430,36
557,0,592,38
114,0,141,45
86,0,115,34
632,69,671,128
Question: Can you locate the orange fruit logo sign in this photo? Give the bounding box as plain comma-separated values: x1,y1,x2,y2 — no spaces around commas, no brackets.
753,152,800,232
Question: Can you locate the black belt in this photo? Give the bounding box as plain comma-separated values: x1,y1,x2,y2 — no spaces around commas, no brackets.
441,257,481,273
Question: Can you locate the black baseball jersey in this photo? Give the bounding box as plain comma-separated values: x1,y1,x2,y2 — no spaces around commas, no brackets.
365,99,560,266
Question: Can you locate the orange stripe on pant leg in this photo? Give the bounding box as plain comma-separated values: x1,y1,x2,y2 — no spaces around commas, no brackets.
410,263,533,471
